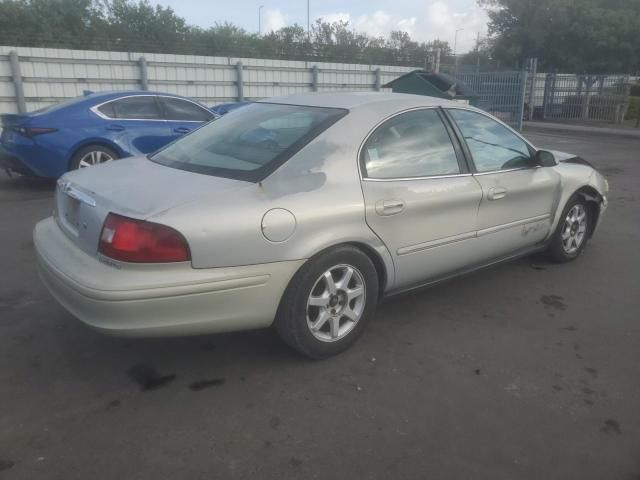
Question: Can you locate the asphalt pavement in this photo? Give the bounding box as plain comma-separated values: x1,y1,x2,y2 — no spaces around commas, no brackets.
0,130,638,480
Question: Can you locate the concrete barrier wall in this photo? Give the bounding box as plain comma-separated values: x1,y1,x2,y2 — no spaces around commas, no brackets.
0,46,417,114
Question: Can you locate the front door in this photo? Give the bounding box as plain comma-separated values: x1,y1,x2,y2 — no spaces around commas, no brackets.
360,108,483,291
446,108,561,260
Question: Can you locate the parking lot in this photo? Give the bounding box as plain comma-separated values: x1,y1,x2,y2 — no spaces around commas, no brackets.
0,130,638,479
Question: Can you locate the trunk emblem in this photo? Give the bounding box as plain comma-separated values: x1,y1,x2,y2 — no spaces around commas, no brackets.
57,179,97,207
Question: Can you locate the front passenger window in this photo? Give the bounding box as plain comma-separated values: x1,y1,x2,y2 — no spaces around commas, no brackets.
159,97,214,122
448,109,532,173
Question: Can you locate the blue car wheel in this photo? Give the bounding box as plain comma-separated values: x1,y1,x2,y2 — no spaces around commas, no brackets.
70,144,119,170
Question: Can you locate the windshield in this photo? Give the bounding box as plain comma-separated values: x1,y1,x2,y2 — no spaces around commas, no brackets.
150,103,347,182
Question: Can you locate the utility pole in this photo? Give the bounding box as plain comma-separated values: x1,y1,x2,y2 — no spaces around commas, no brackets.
307,0,310,40
258,5,264,36
475,32,480,72
454,28,464,76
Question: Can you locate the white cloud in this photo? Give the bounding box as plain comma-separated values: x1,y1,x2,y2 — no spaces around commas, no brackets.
421,1,488,52
352,10,417,39
318,12,352,24
316,2,488,52
262,9,288,33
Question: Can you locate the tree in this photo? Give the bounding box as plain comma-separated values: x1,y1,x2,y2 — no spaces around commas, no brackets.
0,0,453,67
0,0,105,49
479,0,640,73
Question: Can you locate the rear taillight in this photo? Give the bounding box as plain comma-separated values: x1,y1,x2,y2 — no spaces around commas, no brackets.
98,213,190,263
14,127,58,137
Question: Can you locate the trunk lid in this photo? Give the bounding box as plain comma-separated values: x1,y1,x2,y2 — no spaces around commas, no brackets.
55,156,250,257
0,113,32,128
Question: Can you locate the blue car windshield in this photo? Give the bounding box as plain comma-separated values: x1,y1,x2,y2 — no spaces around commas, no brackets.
150,103,347,182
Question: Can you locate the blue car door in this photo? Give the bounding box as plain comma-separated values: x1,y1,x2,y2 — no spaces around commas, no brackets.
157,96,215,142
95,95,170,154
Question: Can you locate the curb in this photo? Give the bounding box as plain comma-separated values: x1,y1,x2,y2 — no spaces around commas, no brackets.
524,123,640,140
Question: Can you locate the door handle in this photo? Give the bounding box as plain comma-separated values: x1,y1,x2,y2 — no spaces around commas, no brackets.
375,200,405,216
106,124,124,132
487,187,507,201
173,127,191,134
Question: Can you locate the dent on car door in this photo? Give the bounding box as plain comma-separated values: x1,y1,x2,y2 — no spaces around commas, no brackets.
158,97,214,142
359,108,483,291
98,95,170,154
446,108,561,259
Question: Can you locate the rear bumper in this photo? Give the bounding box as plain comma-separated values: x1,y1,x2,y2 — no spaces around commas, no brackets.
0,144,37,176
34,217,303,337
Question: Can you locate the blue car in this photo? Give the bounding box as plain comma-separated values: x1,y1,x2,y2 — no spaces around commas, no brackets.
0,91,217,178
210,101,252,116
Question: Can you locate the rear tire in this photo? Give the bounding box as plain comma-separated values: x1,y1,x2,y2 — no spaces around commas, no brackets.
275,246,379,359
70,145,118,171
547,195,591,263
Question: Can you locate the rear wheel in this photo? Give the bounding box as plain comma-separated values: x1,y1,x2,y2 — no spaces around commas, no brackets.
275,246,379,359
70,145,118,170
547,195,591,263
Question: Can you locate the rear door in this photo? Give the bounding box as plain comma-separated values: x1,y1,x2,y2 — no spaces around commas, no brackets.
157,96,215,142
94,95,170,154
445,108,561,260
360,108,483,291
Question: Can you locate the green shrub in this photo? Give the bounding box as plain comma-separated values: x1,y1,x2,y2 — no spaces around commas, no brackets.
624,96,640,120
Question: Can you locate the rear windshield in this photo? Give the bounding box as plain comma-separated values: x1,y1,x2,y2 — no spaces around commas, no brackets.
31,96,89,114
150,103,347,182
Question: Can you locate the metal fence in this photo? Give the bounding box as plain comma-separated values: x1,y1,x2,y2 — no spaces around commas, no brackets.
0,46,418,114
455,70,527,130
3,45,632,130
525,73,631,123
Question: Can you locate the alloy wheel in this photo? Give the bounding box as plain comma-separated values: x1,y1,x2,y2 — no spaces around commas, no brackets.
78,150,114,168
306,264,366,342
561,204,588,254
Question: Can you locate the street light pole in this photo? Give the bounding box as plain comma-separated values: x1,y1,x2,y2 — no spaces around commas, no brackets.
307,0,310,40
454,28,464,76
258,5,264,36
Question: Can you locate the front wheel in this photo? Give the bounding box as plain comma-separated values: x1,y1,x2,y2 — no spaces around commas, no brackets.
275,246,379,359
547,196,592,263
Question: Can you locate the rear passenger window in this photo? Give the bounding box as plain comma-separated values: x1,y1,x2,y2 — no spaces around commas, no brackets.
361,109,460,179
159,97,214,122
109,96,162,120
97,102,116,118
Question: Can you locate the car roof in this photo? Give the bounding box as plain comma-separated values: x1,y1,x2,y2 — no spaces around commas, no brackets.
262,91,461,111
83,90,183,101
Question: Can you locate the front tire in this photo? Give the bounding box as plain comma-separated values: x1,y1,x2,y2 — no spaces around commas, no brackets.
547,195,591,263
70,145,118,170
275,246,379,359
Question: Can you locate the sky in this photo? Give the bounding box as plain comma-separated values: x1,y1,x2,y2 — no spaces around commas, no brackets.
154,0,489,53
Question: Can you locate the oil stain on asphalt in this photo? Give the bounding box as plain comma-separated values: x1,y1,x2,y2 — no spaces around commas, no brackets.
0,460,15,472
127,364,176,391
600,419,622,434
189,378,225,391
541,294,566,310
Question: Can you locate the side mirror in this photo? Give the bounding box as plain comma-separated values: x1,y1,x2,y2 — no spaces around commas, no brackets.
535,150,557,167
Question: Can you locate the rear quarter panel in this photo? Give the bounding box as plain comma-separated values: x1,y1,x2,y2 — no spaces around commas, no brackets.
150,108,397,290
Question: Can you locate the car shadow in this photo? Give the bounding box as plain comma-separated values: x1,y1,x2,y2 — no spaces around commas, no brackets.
0,171,56,195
